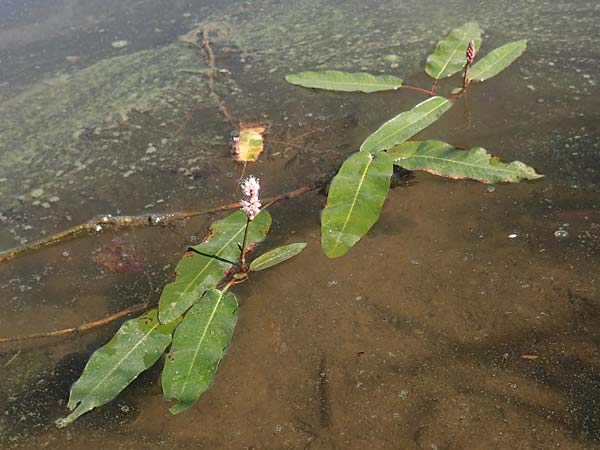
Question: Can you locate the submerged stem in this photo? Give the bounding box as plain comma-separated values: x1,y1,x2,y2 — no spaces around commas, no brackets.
0,181,325,263
400,85,437,96
0,302,150,345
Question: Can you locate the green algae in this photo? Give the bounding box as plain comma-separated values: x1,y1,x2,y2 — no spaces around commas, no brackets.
0,43,209,200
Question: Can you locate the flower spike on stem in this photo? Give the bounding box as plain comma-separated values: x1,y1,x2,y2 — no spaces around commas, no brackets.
463,40,476,89
240,175,261,221
239,175,262,269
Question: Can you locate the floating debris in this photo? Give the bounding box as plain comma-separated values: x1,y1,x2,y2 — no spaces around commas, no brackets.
233,124,267,163
111,40,130,49
508,233,518,239
554,229,569,239
30,188,45,198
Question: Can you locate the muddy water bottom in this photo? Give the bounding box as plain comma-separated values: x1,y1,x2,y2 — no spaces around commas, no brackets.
1,177,598,449
1,0,599,448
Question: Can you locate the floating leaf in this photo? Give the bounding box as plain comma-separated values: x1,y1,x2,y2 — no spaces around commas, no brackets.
360,96,453,153
388,140,543,183
233,125,266,163
162,288,238,414
468,40,527,82
322,151,393,258
249,243,307,271
426,23,482,80
286,70,403,93
57,309,178,427
158,210,271,324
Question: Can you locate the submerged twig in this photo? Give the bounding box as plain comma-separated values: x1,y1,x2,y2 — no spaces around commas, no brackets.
0,181,326,263
0,302,150,345
176,26,235,135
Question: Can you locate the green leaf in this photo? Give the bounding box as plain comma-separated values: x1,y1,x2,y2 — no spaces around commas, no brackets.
162,288,238,414
57,309,178,427
249,243,307,271
158,210,271,324
286,70,403,93
388,140,543,183
321,151,393,258
426,22,482,80
468,40,527,82
360,96,453,152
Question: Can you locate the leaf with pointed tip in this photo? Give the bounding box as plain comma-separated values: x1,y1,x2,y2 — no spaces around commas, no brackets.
360,96,453,153
322,151,393,258
158,210,271,324
162,288,238,414
286,70,403,93
468,40,527,82
388,140,543,183
426,23,482,80
249,243,307,271
57,309,178,427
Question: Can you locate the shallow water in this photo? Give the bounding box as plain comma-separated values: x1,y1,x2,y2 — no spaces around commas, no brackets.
0,0,599,448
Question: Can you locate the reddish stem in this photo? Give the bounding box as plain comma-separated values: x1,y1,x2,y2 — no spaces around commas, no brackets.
400,85,437,96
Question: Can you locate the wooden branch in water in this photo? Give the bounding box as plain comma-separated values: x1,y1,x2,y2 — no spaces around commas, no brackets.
0,302,150,345
0,180,326,263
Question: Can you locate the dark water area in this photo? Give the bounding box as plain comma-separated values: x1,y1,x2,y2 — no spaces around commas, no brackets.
0,0,599,449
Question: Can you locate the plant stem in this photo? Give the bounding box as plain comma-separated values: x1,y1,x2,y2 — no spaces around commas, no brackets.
400,85,437,96
462,64,471,89
430,80,438,94
239,216,251,270
221,279,236,293
0,302,150,345
0,180,326,263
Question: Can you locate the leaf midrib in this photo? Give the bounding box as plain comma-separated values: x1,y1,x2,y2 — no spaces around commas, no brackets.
364,98,449,150
471,44,523,80
331,155,374,252
432,27,471,79
396,152,524,176
82,321,160,402
178,290,225,398
292,74,402,88
176,226,244,302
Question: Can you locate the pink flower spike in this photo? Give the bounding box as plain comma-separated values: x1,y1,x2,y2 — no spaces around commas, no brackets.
466,40,476,66
240,175,261,221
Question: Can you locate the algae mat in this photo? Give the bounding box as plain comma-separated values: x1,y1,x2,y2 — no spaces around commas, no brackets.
0,43,209,203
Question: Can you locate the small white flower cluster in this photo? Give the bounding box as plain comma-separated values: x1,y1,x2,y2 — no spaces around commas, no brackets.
240,175,261,221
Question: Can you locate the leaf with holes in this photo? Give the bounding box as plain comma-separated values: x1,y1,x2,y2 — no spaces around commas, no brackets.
286,70,403,93
468,40,527,82
233,125,266,162
249,243,307,271
388,140,543,183
321,151,393,258
57,309,179,427
162,288,238,414
158,210,271,324
426,22,482,80
360,96,453,153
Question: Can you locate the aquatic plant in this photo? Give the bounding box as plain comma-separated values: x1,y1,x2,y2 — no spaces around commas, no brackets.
57,177,306,425
52,23,540,425
287,23,538,258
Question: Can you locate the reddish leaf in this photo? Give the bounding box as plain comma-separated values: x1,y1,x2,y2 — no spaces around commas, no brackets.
92,240,143,273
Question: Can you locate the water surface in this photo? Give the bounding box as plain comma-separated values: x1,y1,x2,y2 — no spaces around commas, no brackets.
0,0,599,448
